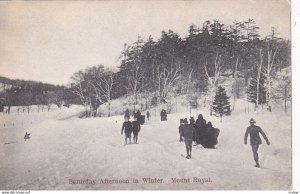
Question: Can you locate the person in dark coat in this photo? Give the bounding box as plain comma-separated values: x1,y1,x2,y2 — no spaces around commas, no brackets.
189,116,196,142
179,119,184,142
160,109,167,121
132,117,141,144
195,114,207,145
124,109,130,119
146,111,151,121
244,118,270,168
135,110,141,118
121,116,133,145
180,118,196,159
204,122,220,149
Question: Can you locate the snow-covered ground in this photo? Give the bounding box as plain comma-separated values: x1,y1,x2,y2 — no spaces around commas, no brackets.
0,100,291,190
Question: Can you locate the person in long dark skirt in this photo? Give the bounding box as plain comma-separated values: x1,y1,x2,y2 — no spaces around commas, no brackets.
195,114,207,145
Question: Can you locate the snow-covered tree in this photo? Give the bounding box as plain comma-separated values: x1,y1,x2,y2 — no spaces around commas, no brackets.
212,86,231,122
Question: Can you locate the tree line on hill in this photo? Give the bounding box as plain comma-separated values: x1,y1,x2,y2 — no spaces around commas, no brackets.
0,19,291,117
0,76,80,114
70,19,291,117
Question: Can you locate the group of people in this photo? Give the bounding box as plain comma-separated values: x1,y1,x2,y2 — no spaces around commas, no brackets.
122,108,271,168
121,116,141,145
178,114,220,159
121,109,151,145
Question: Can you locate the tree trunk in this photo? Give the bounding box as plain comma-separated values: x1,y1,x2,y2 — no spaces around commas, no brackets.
108,101,111,117
284,85,287,113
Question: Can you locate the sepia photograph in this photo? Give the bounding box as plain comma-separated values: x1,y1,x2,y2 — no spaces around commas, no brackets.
0,0,294,191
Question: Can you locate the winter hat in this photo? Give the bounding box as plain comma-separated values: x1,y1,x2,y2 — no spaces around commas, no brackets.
190,117,195,124
183,118,188,124
198,114,203,119
207,122,212,127
249,118,256,123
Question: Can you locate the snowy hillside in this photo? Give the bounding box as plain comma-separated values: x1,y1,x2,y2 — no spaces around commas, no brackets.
0,99,291,190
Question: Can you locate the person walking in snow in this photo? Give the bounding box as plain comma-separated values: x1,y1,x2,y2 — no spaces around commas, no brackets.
124,109,130,119
180,118,196,159
195,114,207,145
189,117,196,143
121,116,133,145
179,119,184,142
244,118,270,168
146,111,151,121
132,117,141,144
160,109,167,121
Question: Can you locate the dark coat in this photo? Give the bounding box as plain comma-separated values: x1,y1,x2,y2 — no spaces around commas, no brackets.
204,127,220,148
180,124,196,141
244,125,270,145
135,110,141,119
195,118,207,144
132,121,141,134
121,121,132,134
196,118,206,130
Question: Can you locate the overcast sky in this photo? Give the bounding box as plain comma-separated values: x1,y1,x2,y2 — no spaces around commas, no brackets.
0,0,290,85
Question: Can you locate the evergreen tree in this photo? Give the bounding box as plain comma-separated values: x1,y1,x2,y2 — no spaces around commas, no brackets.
246,74,266,106
212,86,231,121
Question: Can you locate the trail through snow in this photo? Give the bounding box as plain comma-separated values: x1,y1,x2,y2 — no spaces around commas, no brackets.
0,103,291,190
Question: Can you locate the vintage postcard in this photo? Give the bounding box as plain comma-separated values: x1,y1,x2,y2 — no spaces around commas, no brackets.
0,0,292,190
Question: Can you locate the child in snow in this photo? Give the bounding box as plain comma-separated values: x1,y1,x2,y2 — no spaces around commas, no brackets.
244,118,270,168
132,117,141,144
180,118,196,159
121,116,133,145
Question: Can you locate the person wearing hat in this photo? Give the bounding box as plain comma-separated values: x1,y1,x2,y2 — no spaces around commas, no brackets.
121,116,133,145
180,118,196,159
195,114,207,145
244,118,270,168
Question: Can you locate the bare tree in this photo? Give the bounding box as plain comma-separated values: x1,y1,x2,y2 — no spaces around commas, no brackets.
263,28,280,110
71,70,91,117
98,71,115,117
156,62,182,100
255,48,263,109
204,52,224,113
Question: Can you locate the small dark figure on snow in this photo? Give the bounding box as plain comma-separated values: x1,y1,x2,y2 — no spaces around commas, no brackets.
195,114,207,145
203,122,220,149
121,117,133,145
132,117,141,144
24,132,31,141
146,111,151,121
160,109,167,121
124,109,130,119
180,118,196,159
244,118,270,168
